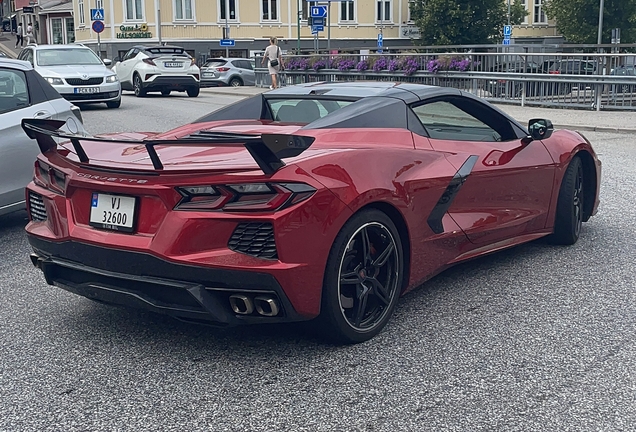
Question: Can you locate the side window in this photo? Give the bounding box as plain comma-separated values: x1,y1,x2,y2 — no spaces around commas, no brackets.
239,60,253,70
0,68,30,114
412,100,505,142
123,48,137,61
25,50,34,65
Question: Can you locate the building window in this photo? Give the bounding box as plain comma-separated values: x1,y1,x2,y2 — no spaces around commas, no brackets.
175,0,193,20
78,0,85,26
125,0,143,21
519,0,528,24
95,0,103,9
376,0,390,23
533,0,546,24
219,0,237,21
51,18,63,44
66,18,75,43
340,0,354,22
262,0,278,21
301,0,317,21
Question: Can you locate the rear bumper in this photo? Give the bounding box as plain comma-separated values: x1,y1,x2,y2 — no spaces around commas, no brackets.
143,75,199,90
28,236,306,326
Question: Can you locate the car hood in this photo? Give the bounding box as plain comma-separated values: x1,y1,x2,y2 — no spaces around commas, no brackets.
36,64,112,78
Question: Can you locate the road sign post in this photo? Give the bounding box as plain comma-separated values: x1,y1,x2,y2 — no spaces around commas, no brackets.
90,10,105,59
90,8,104,21
377,33,383,54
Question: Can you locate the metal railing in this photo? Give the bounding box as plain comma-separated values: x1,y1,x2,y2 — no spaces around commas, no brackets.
254,52,636,111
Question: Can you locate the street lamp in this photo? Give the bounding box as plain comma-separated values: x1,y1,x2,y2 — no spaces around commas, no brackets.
597,0,604,47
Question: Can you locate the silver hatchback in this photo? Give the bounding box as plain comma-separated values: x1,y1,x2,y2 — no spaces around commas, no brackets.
200,58,255,87
0,58,85,217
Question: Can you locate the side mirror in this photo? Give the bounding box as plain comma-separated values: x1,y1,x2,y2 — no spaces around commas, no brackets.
527,118,554,141
103,58,112,66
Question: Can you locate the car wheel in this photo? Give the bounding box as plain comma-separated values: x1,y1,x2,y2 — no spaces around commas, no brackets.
229,78,243,87
621,84,630,94
161,90,171,96
187,87,200,97
550,156,584,245
106,99,121,109
317,209,404,344
133,74,146,97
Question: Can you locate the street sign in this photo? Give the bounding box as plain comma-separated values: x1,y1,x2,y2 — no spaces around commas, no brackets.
312,25,324,32
377,33,383,47
503,38,511,45
92,20,105,34
90,8,105,21
310,17,325,26
311,6,327,18
22,6,34,13
311,27,319,35
220,39,235,47
503,25,512,36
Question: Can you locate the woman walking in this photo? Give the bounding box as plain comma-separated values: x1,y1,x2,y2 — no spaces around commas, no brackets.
262,37,283,89
14,23,23,49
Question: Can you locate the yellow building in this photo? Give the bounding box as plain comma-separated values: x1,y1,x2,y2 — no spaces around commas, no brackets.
511,0,562,43
71,0,562,61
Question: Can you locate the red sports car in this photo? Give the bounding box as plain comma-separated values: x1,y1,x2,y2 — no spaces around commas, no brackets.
23,82,601,344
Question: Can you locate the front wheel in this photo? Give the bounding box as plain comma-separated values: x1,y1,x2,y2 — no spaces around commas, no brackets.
187,87,200,97
106,99,121,109
550,156,584,245
316,209,404,344
133,74,146,97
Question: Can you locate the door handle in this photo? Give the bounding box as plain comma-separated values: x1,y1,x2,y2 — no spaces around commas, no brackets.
34,111,52,119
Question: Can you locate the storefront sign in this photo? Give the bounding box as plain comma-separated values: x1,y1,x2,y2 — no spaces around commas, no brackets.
401,25,421,39
116,23,151,39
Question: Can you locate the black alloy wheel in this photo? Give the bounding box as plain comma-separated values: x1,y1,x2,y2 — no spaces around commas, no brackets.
229,77,243,87
550,156,584,245
317,209,403,344
133,74,146,97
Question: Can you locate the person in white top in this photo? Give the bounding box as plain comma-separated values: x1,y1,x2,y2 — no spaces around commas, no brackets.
14,23,23,48
25,23,35,45
261,37,284,90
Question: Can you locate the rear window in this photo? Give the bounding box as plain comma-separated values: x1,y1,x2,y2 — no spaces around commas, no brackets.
147,47,187,55
269,98,354,123
204,60,227,67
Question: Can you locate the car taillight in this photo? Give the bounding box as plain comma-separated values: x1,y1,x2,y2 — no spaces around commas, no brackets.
143,58,156,66
175,183,316,212
34,160,67,194
215,67,230,72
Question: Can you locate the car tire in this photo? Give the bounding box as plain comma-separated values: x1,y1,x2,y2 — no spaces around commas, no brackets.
315,209,404,344
187,87,200,97
161,90,171,96
106,99,121,109
229,78,243,87
133,74,146,97
550,156,584,245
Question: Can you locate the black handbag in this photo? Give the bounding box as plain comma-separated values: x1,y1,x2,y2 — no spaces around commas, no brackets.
270,47,280,67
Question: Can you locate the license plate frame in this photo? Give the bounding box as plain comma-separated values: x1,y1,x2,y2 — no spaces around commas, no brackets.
74,87,100,94
164,62,183,68
89,192,137,233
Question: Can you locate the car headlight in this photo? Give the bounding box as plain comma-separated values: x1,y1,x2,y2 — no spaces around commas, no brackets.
105,75,118,83
44,77,64,85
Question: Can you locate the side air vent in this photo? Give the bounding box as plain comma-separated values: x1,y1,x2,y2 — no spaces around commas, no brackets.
228,222,277,260
28,191,47,222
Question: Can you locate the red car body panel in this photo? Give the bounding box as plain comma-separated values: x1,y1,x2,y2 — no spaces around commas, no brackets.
23,83,602,327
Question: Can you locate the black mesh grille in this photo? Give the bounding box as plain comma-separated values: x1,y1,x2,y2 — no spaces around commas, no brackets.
65,77,103,86
228,223,277,260
64,91,119,101
28,191,47,222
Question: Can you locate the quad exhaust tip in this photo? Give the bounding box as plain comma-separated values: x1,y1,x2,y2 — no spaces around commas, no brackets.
228,294,280,317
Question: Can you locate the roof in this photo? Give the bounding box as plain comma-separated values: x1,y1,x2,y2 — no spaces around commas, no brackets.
26,44,94,50
40,2,73,13
0,58,33,71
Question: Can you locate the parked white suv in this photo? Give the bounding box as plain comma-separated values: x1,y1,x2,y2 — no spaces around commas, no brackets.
17,44,121,109
113,45,200,97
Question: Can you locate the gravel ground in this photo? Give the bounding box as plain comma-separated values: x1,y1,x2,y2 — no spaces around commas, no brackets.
0,93,634,431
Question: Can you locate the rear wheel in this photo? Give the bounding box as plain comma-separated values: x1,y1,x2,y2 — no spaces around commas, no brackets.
133,74,146,97
161,89,171,96
550,156,584,245
229,77,243,87
187,87,200,97
316,209,404,344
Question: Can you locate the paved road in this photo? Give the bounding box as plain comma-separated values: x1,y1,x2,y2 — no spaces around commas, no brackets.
1,93,635,431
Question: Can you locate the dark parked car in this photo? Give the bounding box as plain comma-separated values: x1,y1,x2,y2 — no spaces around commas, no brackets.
610,65,635,94
541,59,597,75
486,61,570,97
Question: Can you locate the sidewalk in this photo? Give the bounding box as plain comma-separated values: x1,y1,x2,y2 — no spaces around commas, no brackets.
0,34,20,58
202,86,636,134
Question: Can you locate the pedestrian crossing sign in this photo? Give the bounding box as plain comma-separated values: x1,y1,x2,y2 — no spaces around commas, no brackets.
91,9,105,21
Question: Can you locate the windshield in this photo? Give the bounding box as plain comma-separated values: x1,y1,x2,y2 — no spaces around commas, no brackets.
268,98,354,123
37,48,103,66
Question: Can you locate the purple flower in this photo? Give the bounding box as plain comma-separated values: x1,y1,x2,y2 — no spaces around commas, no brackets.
356,60,369,71
402,57,419,76
313,58,328,71
373,57,389,72
388,59,400,72
337,58,356,71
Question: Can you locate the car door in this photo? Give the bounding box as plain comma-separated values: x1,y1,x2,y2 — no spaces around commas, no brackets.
115,48,138,86
0,66,56,215
411,96,556,245
238,60,255,85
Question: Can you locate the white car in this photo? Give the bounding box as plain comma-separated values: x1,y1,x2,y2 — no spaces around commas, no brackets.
0,58,86,217
17,44,121,109
113,45,200,97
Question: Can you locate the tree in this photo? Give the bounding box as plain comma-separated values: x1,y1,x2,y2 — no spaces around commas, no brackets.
544,0,636,44
409,0,527,45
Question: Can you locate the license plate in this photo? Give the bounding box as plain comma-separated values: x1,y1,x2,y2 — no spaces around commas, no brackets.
74,87,100,94
89,193,136,233
164,62,183,68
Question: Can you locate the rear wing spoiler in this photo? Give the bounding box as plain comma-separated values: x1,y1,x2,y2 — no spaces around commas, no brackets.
21,119,315,175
